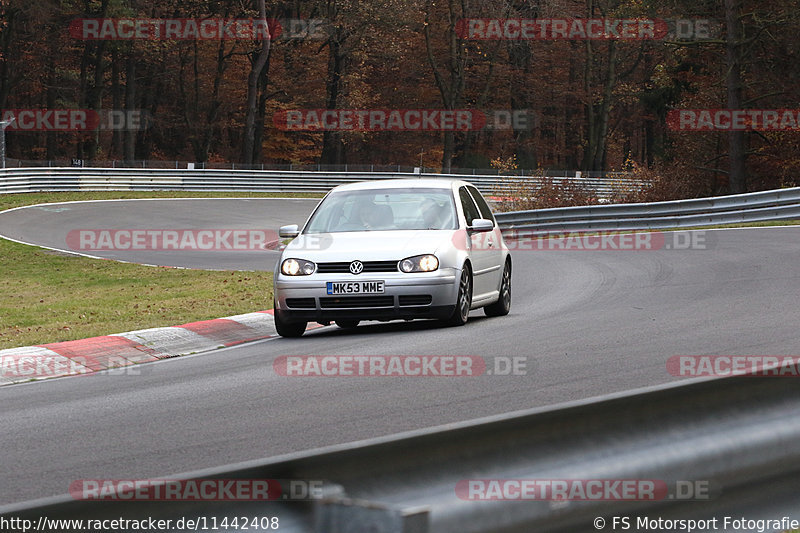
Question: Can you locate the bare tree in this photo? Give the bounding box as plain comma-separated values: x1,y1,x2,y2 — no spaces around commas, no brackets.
423,0,465,172
242,0,273,165
724,0,746,193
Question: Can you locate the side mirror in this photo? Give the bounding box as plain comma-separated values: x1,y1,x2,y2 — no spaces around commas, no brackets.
468,218,494,233
279,224,300,239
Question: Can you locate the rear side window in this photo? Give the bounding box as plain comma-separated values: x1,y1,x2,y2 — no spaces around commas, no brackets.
459,186,482,225
467,185,495,223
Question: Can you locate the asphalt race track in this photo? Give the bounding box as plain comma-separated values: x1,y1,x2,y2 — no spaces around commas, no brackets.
1,199,799,505
0,198,320,270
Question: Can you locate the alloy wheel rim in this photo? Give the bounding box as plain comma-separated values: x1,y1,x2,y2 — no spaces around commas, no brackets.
459,271,471,319
501,267,511,307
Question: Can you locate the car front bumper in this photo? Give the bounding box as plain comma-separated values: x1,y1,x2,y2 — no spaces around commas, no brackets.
274,268,459,323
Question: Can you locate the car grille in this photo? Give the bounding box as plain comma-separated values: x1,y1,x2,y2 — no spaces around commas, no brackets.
399,295,432,306
288,295,433,310
316,261,399,274
285,298,315,309
320,296,394,308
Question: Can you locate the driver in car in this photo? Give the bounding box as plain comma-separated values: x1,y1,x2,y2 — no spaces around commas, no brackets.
420,198,447,229
354,200,385,230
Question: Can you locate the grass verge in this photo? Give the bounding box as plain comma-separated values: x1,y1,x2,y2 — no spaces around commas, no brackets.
0,191,320,350
0,190,322,212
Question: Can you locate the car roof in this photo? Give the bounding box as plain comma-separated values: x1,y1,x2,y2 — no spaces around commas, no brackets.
329,178,471,193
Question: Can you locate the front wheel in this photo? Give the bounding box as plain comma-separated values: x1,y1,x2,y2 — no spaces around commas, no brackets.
443,265,472,327
484,261,511,317
274,310,307,338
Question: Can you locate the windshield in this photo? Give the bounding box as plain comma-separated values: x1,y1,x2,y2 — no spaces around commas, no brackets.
304,188,457,233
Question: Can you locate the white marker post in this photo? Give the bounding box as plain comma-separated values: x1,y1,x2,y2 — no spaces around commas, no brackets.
0,116,16,168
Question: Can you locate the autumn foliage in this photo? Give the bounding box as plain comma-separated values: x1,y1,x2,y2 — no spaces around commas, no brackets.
1,0,799,197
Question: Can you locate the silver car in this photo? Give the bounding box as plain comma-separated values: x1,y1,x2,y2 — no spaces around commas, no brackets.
273,179,511,337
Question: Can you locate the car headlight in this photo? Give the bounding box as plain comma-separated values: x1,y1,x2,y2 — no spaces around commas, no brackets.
399,254,439,273
281,258,316,276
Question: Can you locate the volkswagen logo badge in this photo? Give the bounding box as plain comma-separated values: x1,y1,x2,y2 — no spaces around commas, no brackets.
349,260,364,275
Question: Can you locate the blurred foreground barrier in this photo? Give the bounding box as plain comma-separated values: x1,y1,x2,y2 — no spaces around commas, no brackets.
4,373,800,532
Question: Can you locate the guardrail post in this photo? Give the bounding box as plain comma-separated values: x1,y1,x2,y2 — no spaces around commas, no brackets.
0,118,15,168
315,499,429,533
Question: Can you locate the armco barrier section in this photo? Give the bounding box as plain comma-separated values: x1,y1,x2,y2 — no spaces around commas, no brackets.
494,186,800,232
2,167,799,230
2,373,800,532
0,167,636,198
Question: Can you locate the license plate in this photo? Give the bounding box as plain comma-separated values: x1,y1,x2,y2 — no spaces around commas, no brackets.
326,281,385,295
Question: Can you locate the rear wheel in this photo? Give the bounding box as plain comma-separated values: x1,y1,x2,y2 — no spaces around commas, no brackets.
274,310,306,338
484,260,511,317
335,320,360,329
443,265,472,326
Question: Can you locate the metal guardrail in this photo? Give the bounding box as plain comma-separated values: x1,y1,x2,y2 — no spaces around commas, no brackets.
1,166,798,231
0,166,637,198
4,158,625,178
3,372,800,532
495,186,800,232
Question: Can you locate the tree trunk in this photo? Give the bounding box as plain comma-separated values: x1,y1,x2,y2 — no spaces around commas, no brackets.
320,37,346,165
45,30,59,160
0,7,15,111
83,0,109,161
253,48,271,165
725,0,747,193
564,42,581,169
507,0,539,170
241,0,271,166
593,41,617,171
110,50,123,158
123,54,136,162
509,40,537,169
424,0,464,173
200,39,229,162
581,27,616,171
76,39,91,161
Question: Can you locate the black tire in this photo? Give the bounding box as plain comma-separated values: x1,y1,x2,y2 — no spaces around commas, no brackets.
335,320,360,329
274,310,306,338
443,265,472,326
484,260,511,317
